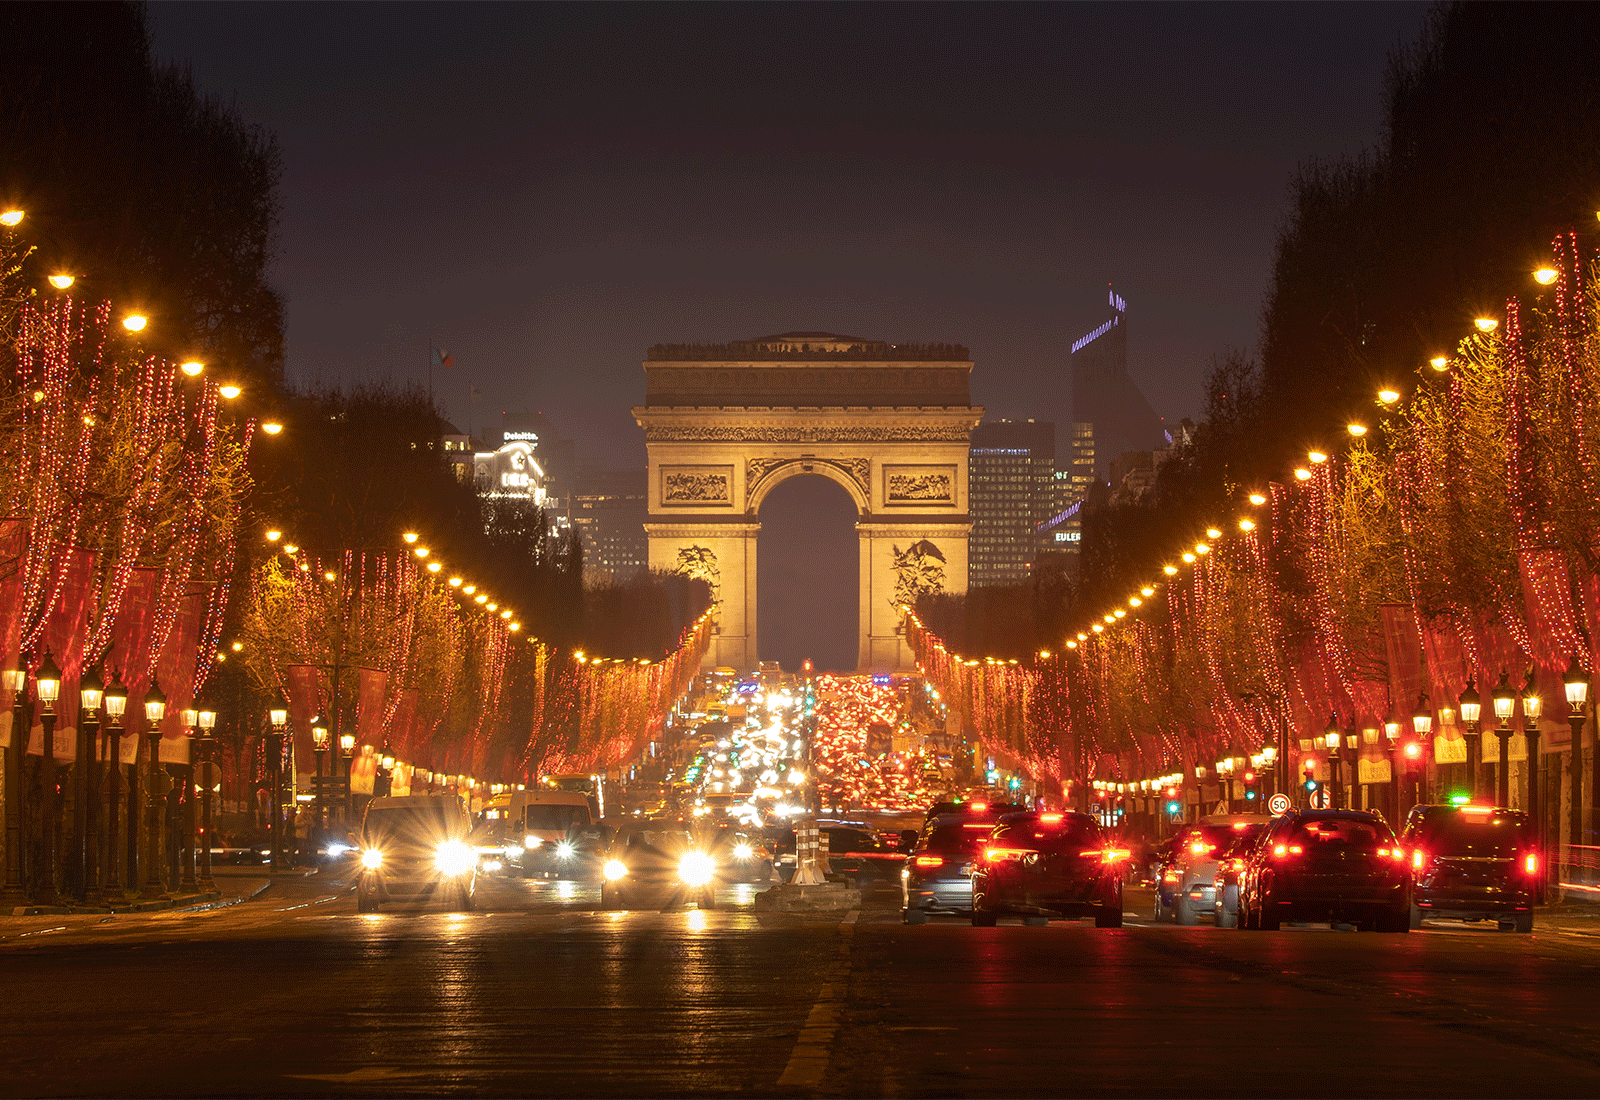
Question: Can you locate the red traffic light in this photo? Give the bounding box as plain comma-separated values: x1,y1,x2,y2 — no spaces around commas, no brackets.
1243,771,1255,783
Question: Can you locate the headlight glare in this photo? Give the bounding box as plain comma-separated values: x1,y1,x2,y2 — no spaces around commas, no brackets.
434,840,476,877
733,843,753,860
679,851,716,887
556,841,576,859
360,849,383,870
603,859,628,881
524,835,541,849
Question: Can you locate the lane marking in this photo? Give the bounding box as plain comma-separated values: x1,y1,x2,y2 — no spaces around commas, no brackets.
777,922,855,1092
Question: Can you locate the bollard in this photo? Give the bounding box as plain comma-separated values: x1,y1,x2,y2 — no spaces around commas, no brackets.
817,824,833,878
792,816,825,885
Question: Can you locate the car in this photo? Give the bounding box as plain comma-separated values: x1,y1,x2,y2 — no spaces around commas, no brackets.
1237,809,1410,932
969,811,1127,927
900,814,995,922
1211,823,1272,928
1154,814,1273,925
696,823,774,883
1401,803,1538,932
355,794,478,913
600,823,718,910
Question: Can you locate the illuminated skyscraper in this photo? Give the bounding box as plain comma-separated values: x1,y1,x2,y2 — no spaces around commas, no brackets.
968,419,1056,587
1069,289,1165,477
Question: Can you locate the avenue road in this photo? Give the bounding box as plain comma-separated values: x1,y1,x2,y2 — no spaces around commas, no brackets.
4,871,1600,1097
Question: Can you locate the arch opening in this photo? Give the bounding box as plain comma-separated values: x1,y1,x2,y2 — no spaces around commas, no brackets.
757,475,858,674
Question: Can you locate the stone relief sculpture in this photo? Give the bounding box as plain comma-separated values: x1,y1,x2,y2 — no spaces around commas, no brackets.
890,539,946,610
663,470,730,502
671,545,721,604
887,472,953,501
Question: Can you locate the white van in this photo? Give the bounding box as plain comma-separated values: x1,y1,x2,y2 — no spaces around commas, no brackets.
505,790,598,878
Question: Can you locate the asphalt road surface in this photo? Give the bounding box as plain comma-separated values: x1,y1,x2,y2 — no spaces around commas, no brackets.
5,870,1600,1098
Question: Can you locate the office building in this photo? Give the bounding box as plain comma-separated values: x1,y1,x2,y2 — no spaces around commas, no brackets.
968,419,1056,587
571,469,649,586
1069,289,1165,477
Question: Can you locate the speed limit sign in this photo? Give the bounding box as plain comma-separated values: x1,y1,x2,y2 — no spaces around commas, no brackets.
1268,793,1291,816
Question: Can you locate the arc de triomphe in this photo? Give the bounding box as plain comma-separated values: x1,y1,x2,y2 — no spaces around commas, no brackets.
633,333,982,673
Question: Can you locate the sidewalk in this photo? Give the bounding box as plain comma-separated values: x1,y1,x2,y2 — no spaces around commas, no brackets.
5,865,303,917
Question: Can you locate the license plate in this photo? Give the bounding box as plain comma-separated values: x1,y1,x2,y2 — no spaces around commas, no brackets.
960,863,972,875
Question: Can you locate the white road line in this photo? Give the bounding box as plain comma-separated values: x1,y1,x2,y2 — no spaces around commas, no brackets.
777,922,855,1092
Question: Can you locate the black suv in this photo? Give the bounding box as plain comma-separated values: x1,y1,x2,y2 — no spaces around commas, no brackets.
969,811,1126,927
1237,810,1409,932
1401,803,1538,932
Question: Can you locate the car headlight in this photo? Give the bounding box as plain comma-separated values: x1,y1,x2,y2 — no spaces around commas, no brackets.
503,844,521,858
434,841,476,877
556,841,576,859
733,843,753,860
524,835,541,849
679,851,716,886
603,859,628,881
360,849,384,870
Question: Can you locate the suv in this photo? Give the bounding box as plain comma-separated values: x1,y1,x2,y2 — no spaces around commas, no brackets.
1237,810,1409,932
355,794,478,913
1155,814,1272,925
1402,803,1538,932
970,811,1126,927
901,814,996,923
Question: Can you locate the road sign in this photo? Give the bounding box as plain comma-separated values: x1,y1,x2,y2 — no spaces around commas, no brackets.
1267,793,1291,816
1309,787,1330,810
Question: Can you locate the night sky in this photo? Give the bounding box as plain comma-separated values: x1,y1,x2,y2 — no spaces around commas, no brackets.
150,1,1428,669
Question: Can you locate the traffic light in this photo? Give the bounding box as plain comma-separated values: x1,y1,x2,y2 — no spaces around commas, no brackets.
1242,770,1258,802
1303,777,1321,795
1165,799,1181,816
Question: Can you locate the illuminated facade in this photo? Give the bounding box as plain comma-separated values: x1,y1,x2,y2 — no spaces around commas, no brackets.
967,419,1056,586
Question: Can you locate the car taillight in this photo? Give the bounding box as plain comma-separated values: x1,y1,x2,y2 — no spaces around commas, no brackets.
1524,852,1539,875
914,855,944,868
1376,848,1406,861
1413,849,1424,870
1079,849,1131,864
1040,813,1063,823
1272,843,1303,858
984,848,1002,861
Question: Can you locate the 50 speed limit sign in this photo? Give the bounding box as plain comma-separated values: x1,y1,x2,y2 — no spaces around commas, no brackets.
1267,793,1291,816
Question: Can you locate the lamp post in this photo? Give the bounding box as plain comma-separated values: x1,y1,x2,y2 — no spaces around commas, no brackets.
1491,672,1516,808
34,651,62,904
1565,658,1588,885
178,708,199,893
1458,681,1482,799
1383,714,1402,823
1522,675,1544,882
268,694,288,871
76,666,104,902
1,667,29,905
340,732,356,823
1323,717,1344,810
142,681,168,898
1408,694,1433,824
196,700,217,892
378,751,395,798
101,677,128,904
311,719,330,840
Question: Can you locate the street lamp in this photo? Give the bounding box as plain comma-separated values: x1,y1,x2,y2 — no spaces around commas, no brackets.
1565,657,1589,884
34,651,62,904
77,666,104,901
102,676,128,903
1522,674,1544,873
311,719,331,839
1324,716,1345,810
1458,680,1482,799
142,680,168,897
339,732,356,823
268,693,288,871
1491,671,1516,808
176,708,200,892
0,666,28,904
196,701,217,891
1383,713,1403,822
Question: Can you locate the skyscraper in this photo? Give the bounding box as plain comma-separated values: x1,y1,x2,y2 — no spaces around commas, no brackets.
1070,289,1165,477
967,419,1056,587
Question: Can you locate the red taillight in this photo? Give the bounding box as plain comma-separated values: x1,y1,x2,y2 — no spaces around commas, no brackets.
1272,843,1303,858
1524,852,1539,875
1412,849,1424,870
1190,841,1216,855
971,802,987,812
914,855,944,868
1103,848,1130,863
984,847,1002,861
1040,813,1063,823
